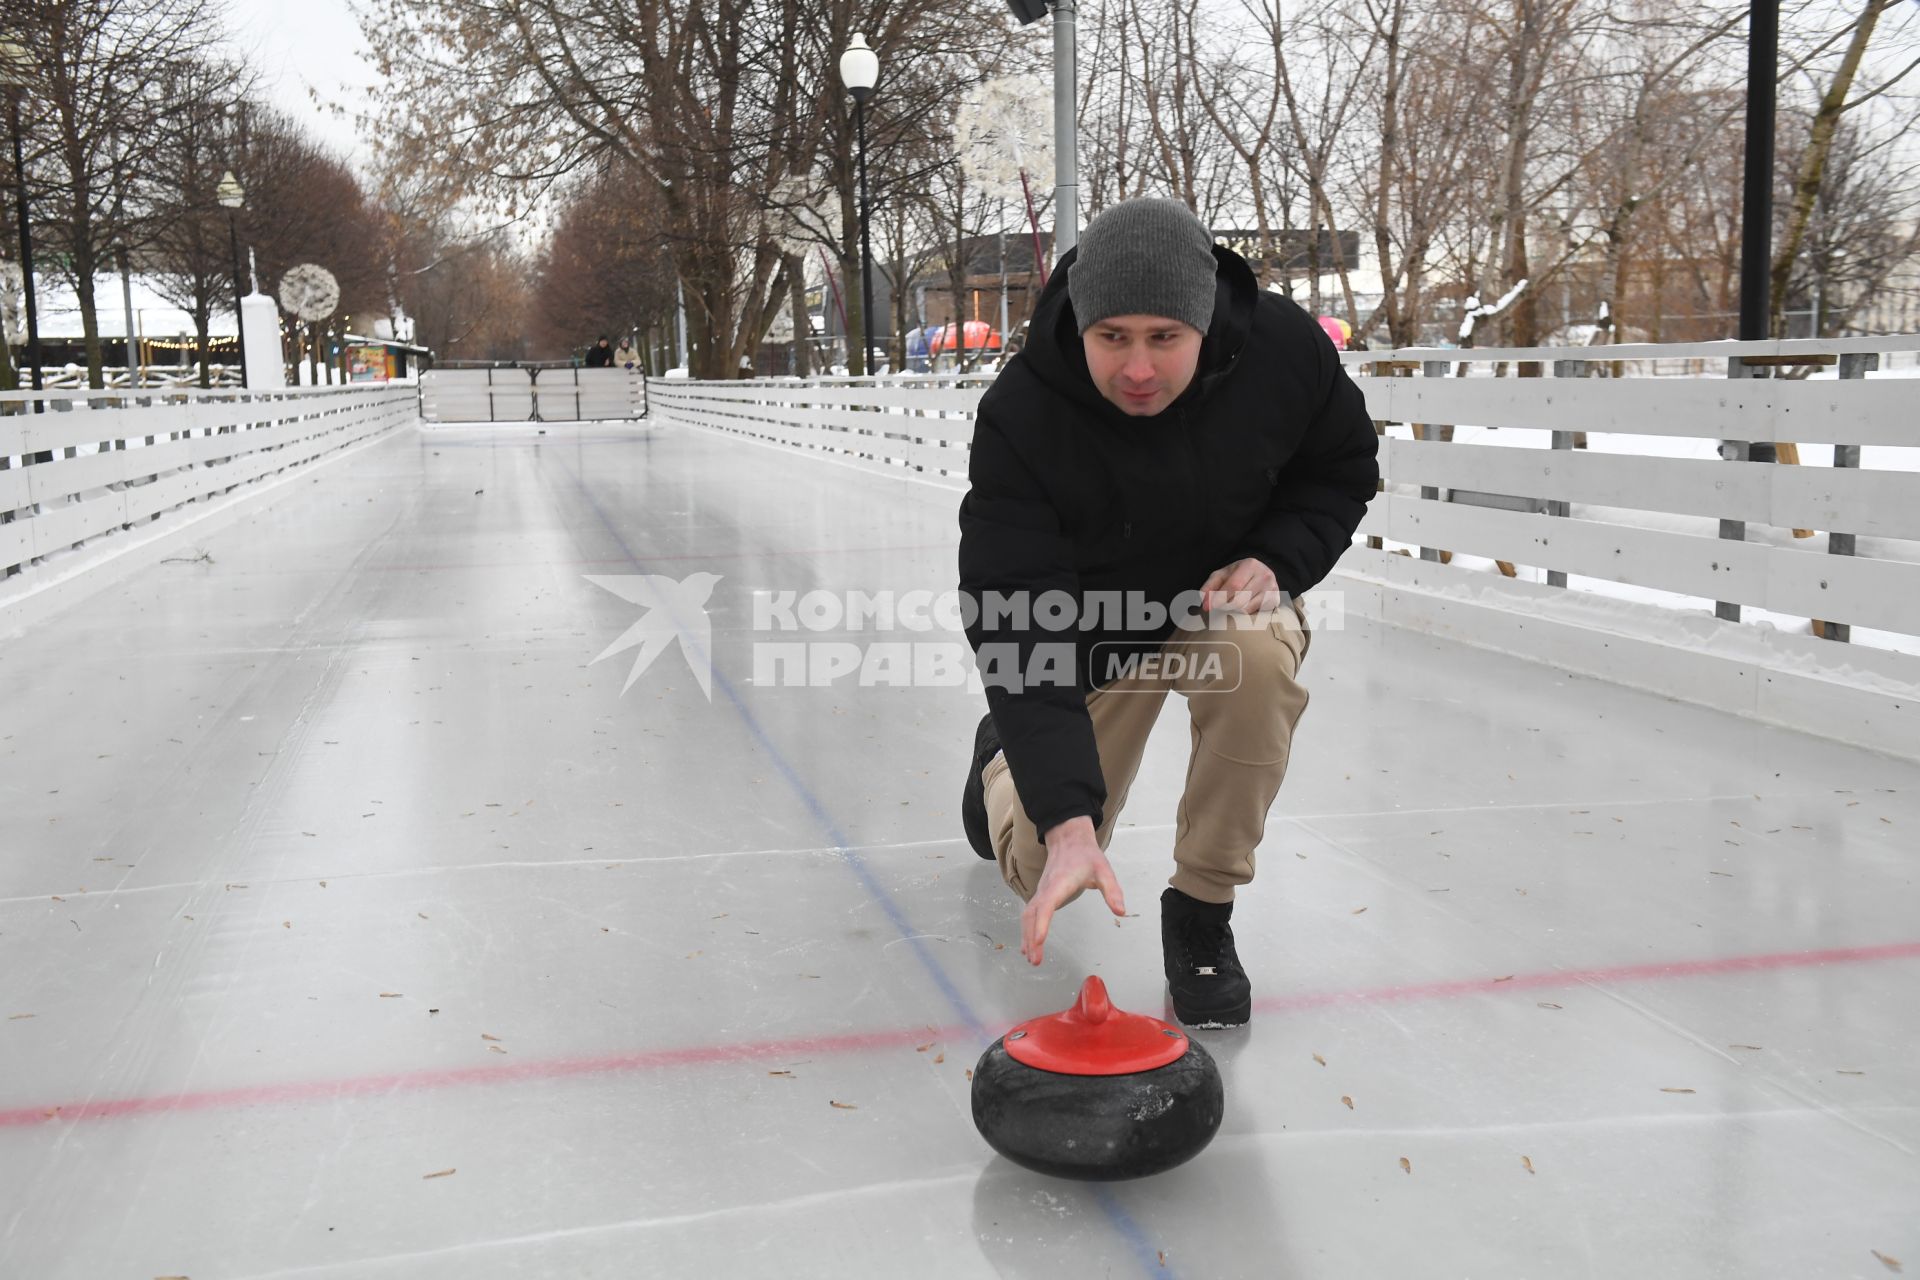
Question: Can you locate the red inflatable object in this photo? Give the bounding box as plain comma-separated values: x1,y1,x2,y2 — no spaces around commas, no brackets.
1002,975,1189,1076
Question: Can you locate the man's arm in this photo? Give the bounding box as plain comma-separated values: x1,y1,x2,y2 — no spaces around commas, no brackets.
957,409,1105,840
1232,330,1380,594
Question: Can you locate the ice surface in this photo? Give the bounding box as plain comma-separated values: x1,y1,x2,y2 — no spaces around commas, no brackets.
1,419,1915,1279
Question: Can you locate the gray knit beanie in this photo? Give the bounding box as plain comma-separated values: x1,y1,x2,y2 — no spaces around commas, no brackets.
1067,197,1219,335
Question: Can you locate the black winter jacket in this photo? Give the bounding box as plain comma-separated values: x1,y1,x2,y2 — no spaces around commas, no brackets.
957,243,1378,838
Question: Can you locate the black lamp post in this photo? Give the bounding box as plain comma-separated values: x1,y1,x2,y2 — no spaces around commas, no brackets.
840,33,879,378
0,39,42,396
215,169,248,388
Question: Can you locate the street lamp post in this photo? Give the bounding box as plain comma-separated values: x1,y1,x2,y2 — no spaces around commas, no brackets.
1003,1,1079,258
840,34,879,379
0,39,42,396
215,169,248,389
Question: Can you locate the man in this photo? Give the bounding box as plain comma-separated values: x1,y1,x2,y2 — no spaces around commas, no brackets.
584,335,615,368
956,198,1378,1027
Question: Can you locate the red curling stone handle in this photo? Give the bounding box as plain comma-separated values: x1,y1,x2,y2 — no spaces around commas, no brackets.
1002,975,1190,1076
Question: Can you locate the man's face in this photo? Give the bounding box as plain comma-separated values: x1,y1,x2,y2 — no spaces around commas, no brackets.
1082,316,1204,417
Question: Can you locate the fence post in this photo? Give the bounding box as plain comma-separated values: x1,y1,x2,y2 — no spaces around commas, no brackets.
1418,359,1447,563
1715,355,1759,622
1363,360,1415,551
1817,351,1880,644
1547,359,1578,588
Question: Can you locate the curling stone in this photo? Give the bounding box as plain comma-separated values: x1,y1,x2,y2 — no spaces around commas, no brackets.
971,975,1223,1181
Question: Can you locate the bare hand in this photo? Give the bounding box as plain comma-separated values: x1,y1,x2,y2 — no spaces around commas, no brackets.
1021,816,1126,966
1200,557,1283,615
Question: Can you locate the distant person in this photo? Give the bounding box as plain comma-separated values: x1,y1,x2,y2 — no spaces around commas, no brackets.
957,197,1378,1027
615,337,638,371
584,336,615,368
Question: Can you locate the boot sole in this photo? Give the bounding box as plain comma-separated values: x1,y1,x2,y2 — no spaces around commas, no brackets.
1170,995,1251,1029
961,714,998,861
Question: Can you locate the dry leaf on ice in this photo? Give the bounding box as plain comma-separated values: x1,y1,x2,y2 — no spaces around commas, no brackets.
1520,1156,1535,1175
1399,1157,1412,1175
1341,1096,1354,1110
1870,1251,1901,1274
829,1100,858,1110
1312,1053,1326,1067
1660,1087,1696,1094
423,1168,456,1180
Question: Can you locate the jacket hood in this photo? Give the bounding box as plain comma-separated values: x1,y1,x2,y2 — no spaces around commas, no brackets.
1016,242,1258,419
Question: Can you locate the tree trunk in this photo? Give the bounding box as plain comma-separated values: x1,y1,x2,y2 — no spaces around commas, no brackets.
785,251,810,377
194,301,212,388
1372,1,1409,347
73,242,105,389
1317,188,1361,335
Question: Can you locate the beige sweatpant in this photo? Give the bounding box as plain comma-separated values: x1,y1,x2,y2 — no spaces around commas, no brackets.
982,599,1311,906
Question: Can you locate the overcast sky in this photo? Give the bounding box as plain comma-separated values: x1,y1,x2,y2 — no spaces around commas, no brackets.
227,0,376,166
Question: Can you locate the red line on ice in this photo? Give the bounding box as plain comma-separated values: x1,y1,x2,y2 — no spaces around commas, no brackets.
4,938,1915,1130
1253,938,1920,1013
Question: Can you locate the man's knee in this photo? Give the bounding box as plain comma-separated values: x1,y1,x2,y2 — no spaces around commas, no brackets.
1177,616,1309,763
1178,612,1306,695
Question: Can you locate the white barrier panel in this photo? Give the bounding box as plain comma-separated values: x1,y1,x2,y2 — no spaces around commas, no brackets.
419,368,645,422
534,368,648,421
419,368,532,422
0,385,413,583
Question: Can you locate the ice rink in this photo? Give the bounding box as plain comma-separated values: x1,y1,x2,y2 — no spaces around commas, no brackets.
2,418,1916,1279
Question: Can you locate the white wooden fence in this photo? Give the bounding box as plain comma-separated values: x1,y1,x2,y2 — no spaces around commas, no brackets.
1344,337,1920,641
648,336,1920,757
645,375,989,482
0,385,414,586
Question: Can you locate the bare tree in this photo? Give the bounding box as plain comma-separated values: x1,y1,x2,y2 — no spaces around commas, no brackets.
1777,115,1920,336
147,57,252,386
2,0,230,387
1770,0,1911,335
361,0,1016,378
535,162,678,361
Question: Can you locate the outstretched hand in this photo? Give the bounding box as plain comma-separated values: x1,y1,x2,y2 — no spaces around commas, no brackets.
1021,816,1127,966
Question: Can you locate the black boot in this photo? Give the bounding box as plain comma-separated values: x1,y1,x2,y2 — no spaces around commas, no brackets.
1161,887,1251,1027
961,712,1000,861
